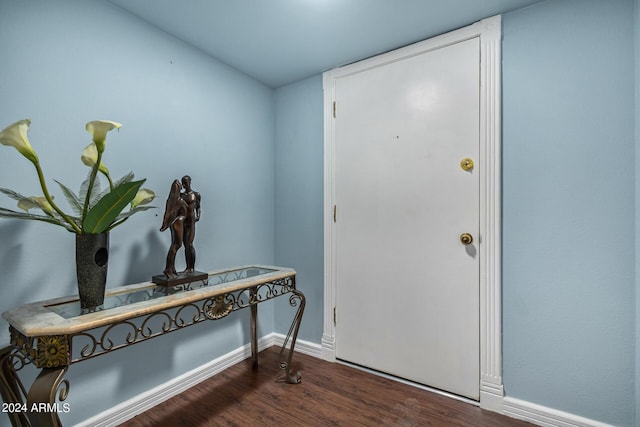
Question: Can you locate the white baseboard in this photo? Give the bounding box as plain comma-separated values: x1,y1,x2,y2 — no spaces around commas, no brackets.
503,397,614,427
480,379,504,413
75,334,321,427
273,332,323,358
321,334,336,361
75,336,613,427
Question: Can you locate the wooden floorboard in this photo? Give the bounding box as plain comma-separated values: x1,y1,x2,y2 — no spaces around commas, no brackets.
120,347,533,426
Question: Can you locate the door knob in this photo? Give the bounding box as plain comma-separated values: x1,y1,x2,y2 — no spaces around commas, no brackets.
460,158,474,171
460,233,473,245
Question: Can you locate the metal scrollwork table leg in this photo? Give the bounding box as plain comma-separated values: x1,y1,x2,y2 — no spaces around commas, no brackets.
0,345,70,427
250,302,259,369
249,287,305,383
0,346,29,427
278,289,305,384
26,367,69,427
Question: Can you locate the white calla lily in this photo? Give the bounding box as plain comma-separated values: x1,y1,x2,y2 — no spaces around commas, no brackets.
17,198,39,211
0,119,38,163
131,188,156,208
85,120,122,153
81,143,109,175
18,196,54,214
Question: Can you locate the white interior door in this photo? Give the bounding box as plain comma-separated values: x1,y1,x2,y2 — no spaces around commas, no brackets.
334,38,480,400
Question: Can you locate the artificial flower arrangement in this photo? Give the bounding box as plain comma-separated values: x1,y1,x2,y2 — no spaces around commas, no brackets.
0,119,155,234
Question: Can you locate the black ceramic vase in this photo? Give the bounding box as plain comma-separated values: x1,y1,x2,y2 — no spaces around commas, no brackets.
75,232,109,310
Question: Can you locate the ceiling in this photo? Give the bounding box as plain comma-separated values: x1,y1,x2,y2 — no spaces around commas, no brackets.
108,0,543,88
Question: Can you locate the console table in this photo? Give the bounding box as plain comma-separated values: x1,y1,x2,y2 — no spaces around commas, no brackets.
0,265,304,427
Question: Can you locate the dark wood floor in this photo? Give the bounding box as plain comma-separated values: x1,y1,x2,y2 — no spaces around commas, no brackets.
121,347,532,427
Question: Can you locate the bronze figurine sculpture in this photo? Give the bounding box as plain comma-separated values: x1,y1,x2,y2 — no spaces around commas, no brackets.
153,175,207,286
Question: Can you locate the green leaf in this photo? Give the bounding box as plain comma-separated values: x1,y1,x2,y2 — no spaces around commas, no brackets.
103,205,156,232
0,207,76,231
54,180,83,216
82,179,145,234
0,188,31,202
114,204,156,221
0,189,65,220
93,171,134,205
114,171,135,187
79,171,103,209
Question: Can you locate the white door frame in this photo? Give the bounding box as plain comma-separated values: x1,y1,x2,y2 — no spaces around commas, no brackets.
322,15,503,411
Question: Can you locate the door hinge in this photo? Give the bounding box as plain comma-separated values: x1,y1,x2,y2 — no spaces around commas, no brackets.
333,101,336,118
333,205,337,223
333,306,336,325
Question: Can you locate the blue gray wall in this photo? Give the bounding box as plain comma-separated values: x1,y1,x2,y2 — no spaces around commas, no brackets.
502,1,635,425
274,76,324,341
634,0,640,426
0,0,275,424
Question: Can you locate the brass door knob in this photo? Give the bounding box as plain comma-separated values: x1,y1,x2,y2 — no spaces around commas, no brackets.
460,233,473,245
460,158,474,171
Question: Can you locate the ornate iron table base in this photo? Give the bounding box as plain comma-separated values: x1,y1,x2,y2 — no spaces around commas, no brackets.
0,266,304,427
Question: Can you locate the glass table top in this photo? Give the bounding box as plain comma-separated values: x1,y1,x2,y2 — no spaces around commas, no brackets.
46,267,276,319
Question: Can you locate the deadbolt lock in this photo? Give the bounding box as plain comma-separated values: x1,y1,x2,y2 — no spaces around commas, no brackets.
460,158,474,171
460,233,474,245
